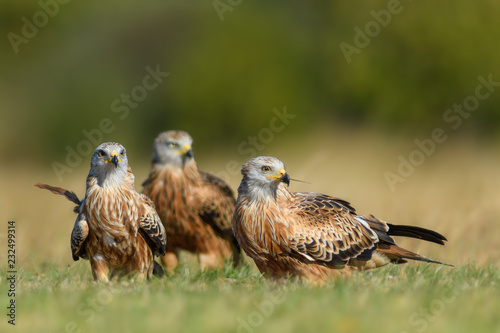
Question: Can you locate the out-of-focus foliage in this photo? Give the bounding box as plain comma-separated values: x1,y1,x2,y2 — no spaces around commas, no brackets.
1,1,500,163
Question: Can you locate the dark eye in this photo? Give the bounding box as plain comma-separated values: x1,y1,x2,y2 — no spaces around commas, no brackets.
167,142,178,149
120,150,125,156
98,150,105,158
261,165,271,172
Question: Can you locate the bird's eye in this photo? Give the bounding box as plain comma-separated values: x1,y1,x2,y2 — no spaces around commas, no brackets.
261,166,271,172
167,142,178,149
120,150,125,156
98,150,105,158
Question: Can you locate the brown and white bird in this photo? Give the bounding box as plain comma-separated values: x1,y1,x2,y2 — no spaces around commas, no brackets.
36,142,167,282
142,130,241,270
233,156,450,283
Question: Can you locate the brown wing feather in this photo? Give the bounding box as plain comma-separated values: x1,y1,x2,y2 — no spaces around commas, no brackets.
138,194,167,257
71,215,89,261
35,182,89,260
198,171,242,262
285,192,378,267
198,171,236,233
356,214,395,245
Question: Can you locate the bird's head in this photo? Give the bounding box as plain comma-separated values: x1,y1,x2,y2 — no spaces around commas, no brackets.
239,156,290,200
152,130,194,168
90,142,129,186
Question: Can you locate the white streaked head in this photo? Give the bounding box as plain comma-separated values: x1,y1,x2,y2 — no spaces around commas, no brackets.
151,130,194,168
89,142,129,187
238,156,290,200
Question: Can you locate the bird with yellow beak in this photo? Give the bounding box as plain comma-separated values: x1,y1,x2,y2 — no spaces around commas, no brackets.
265,167,290,186
142,130,242,271
37,142,167,282
233,156,450,283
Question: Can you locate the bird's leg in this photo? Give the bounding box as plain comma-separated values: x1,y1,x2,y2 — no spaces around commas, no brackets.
161,251,179,272
199,252,219,270
134,271,148,282
90,255,110,282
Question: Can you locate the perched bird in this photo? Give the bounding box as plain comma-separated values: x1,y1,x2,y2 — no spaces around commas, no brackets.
233,156,450,283
36,142,167,282
142,130,241,270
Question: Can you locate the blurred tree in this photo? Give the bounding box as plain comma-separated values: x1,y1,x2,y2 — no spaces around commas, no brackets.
1,0,500,163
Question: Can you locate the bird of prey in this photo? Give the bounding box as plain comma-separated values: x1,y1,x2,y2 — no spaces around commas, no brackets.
36,142,167,282
233,156,450,283
142,130,241,270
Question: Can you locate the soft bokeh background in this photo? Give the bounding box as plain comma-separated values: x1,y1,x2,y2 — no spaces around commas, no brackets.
2,0,500,266
2,1,500,161
1,1,500,332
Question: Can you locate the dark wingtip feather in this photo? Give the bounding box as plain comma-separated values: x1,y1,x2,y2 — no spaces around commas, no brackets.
408,256,454,267
230,236,244,267
34,182,81,206
152,261,165,278
387,223,447,245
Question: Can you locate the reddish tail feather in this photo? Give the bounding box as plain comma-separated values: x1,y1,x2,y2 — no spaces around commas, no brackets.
34,183,82,213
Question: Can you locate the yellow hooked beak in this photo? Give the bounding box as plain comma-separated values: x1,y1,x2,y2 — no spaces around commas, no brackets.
178,144,193,158
107,152,122,167
266,168,290,186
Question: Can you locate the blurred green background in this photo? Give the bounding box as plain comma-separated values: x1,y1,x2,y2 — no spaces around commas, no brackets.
2,0,500,167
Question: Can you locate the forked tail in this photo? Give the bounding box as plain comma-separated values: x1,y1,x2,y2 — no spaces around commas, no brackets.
359,214,452,266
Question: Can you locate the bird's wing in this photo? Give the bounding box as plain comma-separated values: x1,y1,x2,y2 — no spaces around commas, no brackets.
71,214,89,261
34,183,82,213
138,193,167,257
284,192,379,267
198,171,236,238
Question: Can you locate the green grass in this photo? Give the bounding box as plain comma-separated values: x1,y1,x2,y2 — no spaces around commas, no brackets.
1,262,499,333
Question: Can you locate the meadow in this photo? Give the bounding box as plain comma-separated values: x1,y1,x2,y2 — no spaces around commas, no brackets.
1,128,500,333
